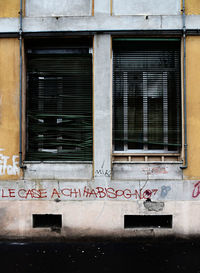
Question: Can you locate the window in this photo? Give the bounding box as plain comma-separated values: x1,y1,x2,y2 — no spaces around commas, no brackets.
113,39,181,153
26,38,93,161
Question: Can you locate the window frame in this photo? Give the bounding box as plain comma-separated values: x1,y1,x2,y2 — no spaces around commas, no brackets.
24,37,93,162
112,37,182,157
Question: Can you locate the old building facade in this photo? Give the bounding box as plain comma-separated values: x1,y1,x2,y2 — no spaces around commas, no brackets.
0,0,200,239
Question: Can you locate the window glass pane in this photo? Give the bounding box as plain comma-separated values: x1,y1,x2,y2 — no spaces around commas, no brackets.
128,73,143,150
113,72,124,151
113,40,181,153
26,39,93,161
147,73,163,150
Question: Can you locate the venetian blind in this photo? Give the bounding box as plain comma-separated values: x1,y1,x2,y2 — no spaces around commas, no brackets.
26,39,93,161
113,39,181,152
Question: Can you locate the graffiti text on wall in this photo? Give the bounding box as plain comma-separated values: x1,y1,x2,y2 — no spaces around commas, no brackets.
192,181,200,198
95,161,111,177
0,150,19,176
0,186,158,200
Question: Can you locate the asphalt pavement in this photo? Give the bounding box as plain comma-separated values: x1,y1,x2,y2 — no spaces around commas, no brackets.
0,237,200,273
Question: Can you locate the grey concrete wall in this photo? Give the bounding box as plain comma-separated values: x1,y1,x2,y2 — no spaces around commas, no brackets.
112,163,183,180
25,0,180,18
21,16,181,32
93,35,112,183
112,0,181,16
2,15,200,33
0,179,198,201
0,178,199,238
24,163,92,180
94,0,110,16
25,0,92,17
0,200,200,238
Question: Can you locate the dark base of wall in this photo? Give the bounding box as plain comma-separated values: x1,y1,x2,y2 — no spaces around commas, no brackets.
0,234,200,243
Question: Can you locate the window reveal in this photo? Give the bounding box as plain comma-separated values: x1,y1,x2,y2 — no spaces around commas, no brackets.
113,39,181,153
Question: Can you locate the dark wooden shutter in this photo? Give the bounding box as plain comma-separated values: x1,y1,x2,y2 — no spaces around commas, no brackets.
26,39,93,161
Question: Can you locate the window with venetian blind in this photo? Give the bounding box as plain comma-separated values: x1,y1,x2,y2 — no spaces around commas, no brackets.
113,38,181,154
26,38,93,161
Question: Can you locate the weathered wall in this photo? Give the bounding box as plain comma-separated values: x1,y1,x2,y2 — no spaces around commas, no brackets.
0,200,199,238
0,179,198,201
2,0,197,18
25,0,93,17
0,177,199,238
112,0,181,16
1,0,200,239
0,0,20,18
0,39,20,180
183,37,200,179
93,35,112,181
185,0,200,15
94,0,110,16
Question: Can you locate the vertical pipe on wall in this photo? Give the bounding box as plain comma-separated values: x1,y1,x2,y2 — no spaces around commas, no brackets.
19,0,23,168
181,0,188,169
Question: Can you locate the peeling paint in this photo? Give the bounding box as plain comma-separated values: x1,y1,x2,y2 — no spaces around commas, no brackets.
143,200,165,212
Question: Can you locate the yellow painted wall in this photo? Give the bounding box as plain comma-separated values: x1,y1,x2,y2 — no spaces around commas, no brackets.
184,36,200,179
185,0,200,15
0,39,21,180
0,0,20,18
